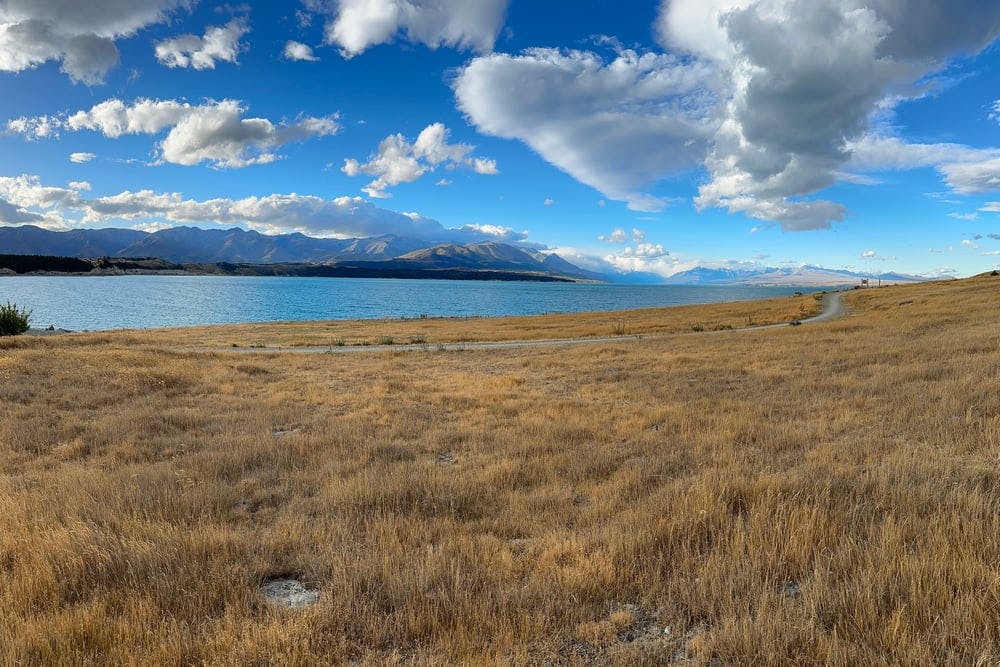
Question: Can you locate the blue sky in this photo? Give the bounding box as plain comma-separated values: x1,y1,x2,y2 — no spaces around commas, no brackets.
1,0,999,278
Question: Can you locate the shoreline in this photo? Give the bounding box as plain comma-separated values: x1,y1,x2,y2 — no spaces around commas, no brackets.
17,286,829,336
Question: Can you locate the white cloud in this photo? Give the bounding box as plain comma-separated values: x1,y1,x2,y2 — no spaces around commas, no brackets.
939,158,1000,195
455,2,1000,228
543,197,555,206
861,249,877,258
598,227,647,244
0,0,191,84
472,157,498,174
9,99,339,168
948,212,978,221
321,0,508,58
154,19,249,70
598,228,628,244
283,40,319,62
0,173,528,244
435,178,451,186
961,239,980,249
456,223,528,243
849,135,1000,195
602,250,679,277
68,180,91,191
454,47,718,213
69,152,96,163
343,122,496,198
623,242,668,258
6,115,59,139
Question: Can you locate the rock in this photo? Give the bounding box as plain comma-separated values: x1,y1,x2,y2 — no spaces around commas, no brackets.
259,578,319,609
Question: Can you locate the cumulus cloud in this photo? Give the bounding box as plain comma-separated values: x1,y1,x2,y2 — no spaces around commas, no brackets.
0,173,527,244
961,239,980,249
0,197,45,224
454,46,718,213
623,242,668,258
0,0,190,84
598,227,646,244
283,40,319,61
861,249,877,258
602,250,680,276
316,0,508,58
454,223,528,243
154,19,249,70
6,115,60,139
454,1,1000,228
9,98,339,168
666,0,1000,229
69,152,96,163
543,197,555,206
342,122,497,198
598,228,628,244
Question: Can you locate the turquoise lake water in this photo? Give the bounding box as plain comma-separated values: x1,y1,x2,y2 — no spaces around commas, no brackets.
0,276,814,331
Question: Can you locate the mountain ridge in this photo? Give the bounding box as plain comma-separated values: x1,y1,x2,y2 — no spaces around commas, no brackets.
0,225,594,280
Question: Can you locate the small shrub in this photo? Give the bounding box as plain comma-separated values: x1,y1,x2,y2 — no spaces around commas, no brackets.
332,338,346,347
375,335,394,346
611,320,630,336
408,334,427,344
0,302,31,336
691,324,705,332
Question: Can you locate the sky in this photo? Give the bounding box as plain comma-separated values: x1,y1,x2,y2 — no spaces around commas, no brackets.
1,0,999,279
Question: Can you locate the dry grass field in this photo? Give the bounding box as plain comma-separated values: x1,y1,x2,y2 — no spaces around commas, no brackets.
0,275,997,664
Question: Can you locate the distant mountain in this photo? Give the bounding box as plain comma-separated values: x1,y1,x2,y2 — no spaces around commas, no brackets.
0,225,148,258
0,225,591,280
662,264,931,286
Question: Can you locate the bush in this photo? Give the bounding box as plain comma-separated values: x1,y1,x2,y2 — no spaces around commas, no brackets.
0,301,31,336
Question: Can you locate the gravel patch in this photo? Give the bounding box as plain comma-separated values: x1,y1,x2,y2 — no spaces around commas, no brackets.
259,578,319,609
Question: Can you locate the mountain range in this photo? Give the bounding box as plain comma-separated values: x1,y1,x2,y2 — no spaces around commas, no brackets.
0,225,599,280
661,265,930,286
0,224,932,285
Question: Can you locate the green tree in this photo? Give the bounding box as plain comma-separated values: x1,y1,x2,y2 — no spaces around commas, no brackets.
0,301,31,336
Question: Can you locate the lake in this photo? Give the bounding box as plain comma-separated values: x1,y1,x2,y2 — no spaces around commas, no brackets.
0,275,814,331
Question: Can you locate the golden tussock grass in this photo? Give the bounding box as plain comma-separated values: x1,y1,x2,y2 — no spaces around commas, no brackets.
0,275,997,664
